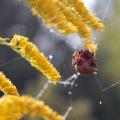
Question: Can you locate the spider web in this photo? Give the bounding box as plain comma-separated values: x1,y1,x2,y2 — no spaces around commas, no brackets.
0,0,118,119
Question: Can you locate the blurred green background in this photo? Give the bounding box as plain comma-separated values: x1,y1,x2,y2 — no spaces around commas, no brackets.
0,0,120,120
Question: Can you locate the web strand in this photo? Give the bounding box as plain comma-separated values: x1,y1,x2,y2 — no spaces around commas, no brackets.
63,106,73,120
59,74,78,86
36,80,51,99
96,0,120,93
94,74,120,93
94,74,104,92
102,81,120,92
0,57,22,68
102,0,112,22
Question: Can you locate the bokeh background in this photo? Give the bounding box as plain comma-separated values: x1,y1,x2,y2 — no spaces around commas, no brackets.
0,0,120,120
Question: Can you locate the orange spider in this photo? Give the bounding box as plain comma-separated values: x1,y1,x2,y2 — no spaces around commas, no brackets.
72,49,98,74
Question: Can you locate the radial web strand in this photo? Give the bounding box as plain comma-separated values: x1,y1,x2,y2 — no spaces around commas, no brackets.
95,0,120,93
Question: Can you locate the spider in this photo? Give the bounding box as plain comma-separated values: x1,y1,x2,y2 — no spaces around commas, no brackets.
72,49,98,74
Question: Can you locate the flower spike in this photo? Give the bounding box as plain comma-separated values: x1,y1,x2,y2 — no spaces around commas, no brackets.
0,72,19,96
27,0,78,34
0,35,61,84
54,0,92,39
0,95,63,120
60,0,104,30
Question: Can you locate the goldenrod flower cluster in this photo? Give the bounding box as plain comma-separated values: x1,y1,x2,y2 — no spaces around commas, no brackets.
84,40,98,54
0,72,19,96
0,95,63,120
27,0,78,34
60,0,104,30
0,72,63,120
0,35,61,84
54,1,92,39
26,0,104,40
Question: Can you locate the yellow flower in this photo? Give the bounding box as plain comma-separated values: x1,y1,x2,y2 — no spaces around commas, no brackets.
0,72,19,96
60,0,104,30
27,0,78,34
25,0,104,40
0,35,61,84
84,40,97,54
54,1,92,39
0,95,63,120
